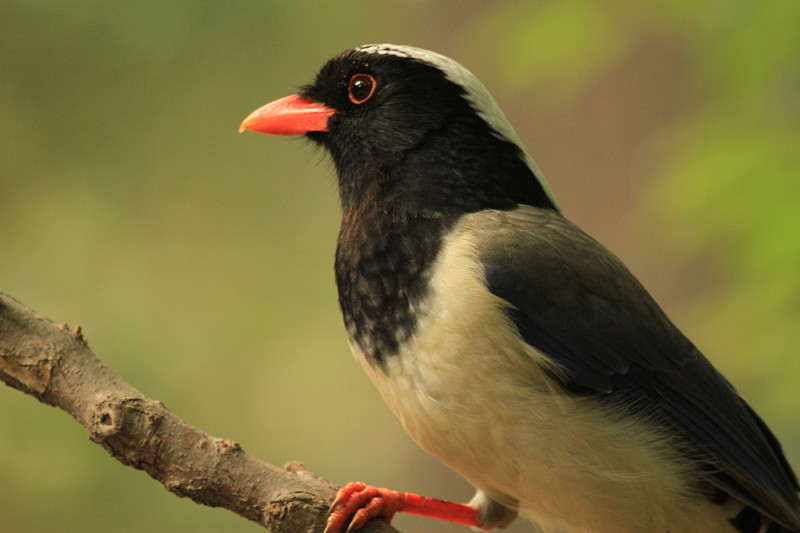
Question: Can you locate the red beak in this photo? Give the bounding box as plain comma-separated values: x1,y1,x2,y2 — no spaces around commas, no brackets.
239,94,335,136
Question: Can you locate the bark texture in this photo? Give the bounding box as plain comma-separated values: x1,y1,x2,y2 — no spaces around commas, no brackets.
0,292,399,533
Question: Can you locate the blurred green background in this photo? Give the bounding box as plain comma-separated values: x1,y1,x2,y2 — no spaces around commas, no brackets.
1,1,798,532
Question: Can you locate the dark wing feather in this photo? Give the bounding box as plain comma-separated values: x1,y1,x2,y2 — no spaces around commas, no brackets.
472,206,800,530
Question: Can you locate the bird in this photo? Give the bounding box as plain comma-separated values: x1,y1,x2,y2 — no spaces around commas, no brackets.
240,44,800,533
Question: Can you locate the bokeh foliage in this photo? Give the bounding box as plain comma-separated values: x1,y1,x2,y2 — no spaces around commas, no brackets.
2,2,797,532
653,1,800,425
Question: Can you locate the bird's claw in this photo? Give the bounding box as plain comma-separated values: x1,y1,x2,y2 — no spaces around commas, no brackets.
325,482,405,533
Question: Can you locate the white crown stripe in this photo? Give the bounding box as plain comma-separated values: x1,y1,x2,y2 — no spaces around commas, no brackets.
355,44,559,211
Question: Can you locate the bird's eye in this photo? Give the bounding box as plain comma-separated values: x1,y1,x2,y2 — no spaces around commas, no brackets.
348,74,376,104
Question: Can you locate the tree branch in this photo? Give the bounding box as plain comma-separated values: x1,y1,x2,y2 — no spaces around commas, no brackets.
0,292,399,533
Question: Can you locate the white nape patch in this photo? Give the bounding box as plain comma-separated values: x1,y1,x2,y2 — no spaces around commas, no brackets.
356,44,560,211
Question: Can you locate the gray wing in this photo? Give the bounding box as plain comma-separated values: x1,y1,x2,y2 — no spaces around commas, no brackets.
470,206,800,530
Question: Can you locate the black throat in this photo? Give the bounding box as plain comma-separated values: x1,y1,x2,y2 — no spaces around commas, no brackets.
322,69,558,366
331,133,555,367
334,193,457,366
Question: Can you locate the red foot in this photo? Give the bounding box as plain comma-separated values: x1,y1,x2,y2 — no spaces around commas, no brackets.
324,481,482,533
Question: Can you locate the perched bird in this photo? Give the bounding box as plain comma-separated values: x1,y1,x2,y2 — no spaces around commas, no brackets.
240,44,800,533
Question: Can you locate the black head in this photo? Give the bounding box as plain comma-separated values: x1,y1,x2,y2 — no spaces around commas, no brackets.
239,45,561,363
243,44,559,216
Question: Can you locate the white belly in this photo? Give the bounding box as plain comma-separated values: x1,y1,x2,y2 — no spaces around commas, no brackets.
348,219,734,532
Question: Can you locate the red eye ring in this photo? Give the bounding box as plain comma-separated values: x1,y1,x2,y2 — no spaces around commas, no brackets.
348,74,377,104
